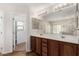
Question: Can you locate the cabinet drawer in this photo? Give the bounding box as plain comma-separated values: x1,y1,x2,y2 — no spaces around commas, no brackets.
42,47,47,56
42,47,47,52
42,52,47,56
42,39,47,43
42,43,47,47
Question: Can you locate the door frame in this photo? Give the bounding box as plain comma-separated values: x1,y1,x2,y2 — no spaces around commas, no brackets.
12,18,17,51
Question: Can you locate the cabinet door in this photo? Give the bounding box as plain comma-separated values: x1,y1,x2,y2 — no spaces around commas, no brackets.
31,36,36,52
36,37,42,55
48,40,59,56
60,42,77,56
77,45,79,56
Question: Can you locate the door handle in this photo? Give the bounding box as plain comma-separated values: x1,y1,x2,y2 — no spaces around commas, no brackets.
1,32,2,34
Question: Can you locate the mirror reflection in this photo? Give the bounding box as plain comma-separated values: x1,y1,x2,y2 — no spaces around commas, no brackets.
32,3,79,35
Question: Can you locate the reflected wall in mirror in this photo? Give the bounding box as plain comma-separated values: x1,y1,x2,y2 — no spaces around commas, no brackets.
32,18,40,30
32,18,52,34
40,21,51,34
50,17,76,35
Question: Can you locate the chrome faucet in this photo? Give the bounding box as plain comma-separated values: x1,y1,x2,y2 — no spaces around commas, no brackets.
61,35,65,38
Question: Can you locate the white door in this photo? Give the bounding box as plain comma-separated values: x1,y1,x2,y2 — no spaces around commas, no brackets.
0,16,4,53
1,13,13,54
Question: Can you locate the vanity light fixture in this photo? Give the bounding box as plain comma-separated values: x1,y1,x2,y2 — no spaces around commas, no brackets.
53,3,74,12
33,3,75,19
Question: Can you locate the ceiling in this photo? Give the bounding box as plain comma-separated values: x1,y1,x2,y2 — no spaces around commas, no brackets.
0,3,77,21
0,3,53,13
28,3,56,19
0,3,67,13
28,3,53,14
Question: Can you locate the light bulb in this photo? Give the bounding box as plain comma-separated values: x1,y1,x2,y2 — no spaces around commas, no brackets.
55,6,58,9
58,4,63,8
63,3,67,6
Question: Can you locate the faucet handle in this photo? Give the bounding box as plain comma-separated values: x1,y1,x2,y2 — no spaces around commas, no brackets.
61,35,65,38
78,39,79,43
40,34,43,35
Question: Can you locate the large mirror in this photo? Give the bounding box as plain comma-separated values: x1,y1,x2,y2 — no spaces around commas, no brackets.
41,3,77,35
37,17,76,35
32,3,79,35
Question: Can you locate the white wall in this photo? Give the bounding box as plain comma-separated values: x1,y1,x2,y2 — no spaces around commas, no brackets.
25,6,31,52
17,30,26,44
0,4,30,54
0,3,50,54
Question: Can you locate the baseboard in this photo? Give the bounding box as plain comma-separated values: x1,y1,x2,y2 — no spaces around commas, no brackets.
17,42,26,45
26,50,31,53
1,50,13,55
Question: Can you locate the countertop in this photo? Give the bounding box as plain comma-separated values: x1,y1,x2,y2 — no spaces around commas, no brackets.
31,33,79,44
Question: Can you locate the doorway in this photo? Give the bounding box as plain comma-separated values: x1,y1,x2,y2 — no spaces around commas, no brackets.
15,21,26,51
12,16,26,55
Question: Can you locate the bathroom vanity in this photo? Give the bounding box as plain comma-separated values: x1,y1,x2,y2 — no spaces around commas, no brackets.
30,4,79,56
30,34,79,56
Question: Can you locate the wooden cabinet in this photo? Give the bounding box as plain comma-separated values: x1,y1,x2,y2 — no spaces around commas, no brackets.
30,36,36,52
48,39,59,56
42,38,48,56
35,37,42,55
77,45,79,55
60,42,77,56
31,36,42,55
31,36,78,56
